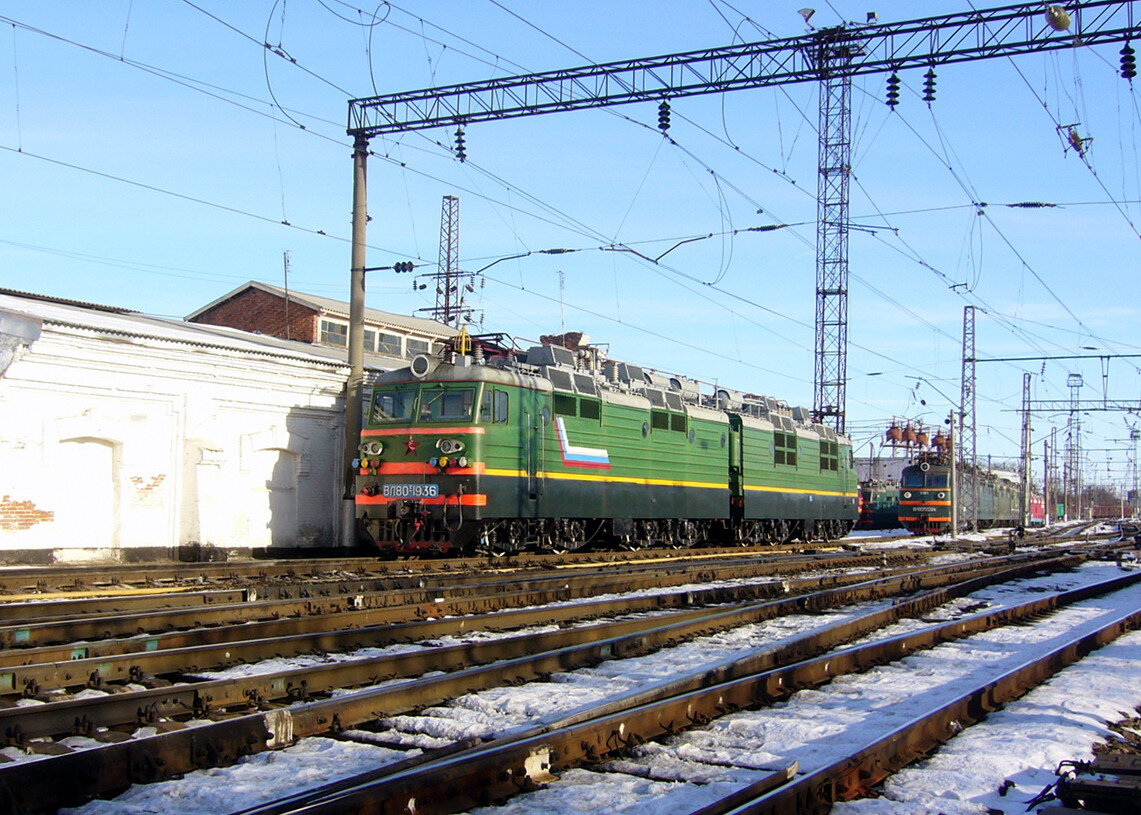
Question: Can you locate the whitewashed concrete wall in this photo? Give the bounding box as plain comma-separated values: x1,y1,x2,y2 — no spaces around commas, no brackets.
0,306,347,562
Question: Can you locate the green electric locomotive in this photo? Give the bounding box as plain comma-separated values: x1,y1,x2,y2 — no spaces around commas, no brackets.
354,334,858,554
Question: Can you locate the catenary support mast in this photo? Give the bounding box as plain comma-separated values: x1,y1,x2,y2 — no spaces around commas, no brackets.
812,32,857,433
959,305,979,530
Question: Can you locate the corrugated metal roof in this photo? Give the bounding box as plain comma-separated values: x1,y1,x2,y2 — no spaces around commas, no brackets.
0,287,138,314
185,280,459,338
0,290,407,373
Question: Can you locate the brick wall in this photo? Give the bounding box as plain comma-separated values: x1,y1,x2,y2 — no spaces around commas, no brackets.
0,495,54,531
191,288,318,342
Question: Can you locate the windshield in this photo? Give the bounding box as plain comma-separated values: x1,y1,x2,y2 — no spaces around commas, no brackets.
418,388,475,422
371,390,415,423
901,470,925,488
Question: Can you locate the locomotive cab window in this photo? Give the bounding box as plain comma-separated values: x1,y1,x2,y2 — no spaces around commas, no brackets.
670,413,687,432
418,388,475,421
651,410,670,431
479,388,509,423
774,431,798,466
371,389,415,423
928,472,949,488
579,398,601,422
902,470,925,488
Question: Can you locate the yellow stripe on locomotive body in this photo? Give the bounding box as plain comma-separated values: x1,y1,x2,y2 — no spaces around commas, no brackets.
354,335,860,553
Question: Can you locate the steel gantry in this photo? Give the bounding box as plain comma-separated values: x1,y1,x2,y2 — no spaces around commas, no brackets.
339,2,1141,519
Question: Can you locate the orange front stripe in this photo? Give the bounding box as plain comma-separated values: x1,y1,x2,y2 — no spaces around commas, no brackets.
363,426,485,436
899,500,950,507
356,493,487,506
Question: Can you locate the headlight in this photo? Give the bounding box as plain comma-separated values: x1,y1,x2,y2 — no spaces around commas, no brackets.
436,438,464,454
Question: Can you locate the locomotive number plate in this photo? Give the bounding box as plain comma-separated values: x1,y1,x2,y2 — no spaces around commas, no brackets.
383,483,439,499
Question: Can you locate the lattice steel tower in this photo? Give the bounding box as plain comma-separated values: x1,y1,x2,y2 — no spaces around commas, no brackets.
959,305,978,530
811,31,859,435
417,195,477,327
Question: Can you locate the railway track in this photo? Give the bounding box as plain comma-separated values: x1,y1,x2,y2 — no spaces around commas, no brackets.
0,540,894,597
0,531,1133,814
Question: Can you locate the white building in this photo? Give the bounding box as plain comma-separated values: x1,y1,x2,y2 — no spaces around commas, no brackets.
0,288,388,563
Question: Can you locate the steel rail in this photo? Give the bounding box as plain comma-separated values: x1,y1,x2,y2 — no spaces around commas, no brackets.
0,552,925,649
0,555,1110,813
243,571,1141,815
0,555,1064,738
702,598,1141,813
0,540,878,594
0,552,1000,697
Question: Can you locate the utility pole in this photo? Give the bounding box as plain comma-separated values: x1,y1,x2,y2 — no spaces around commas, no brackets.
342,133,369,546
1051,427,1060,521
959,305,978,531
282,250,292,341
948,410,958,539
1065,373,1084,520
1131,427,1140,515
1020,372,1032,526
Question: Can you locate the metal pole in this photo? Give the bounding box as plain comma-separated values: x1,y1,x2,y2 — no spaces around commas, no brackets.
949,410,958,539
342,133,369,547
811,30,855,435
1043,438,1051,526
1020,372,1032,526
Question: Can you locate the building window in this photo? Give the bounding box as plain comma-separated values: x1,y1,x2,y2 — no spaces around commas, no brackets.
319,319,348,347
774,431,798,467
363,329,376,352
405,338,430,358
377,332,402,356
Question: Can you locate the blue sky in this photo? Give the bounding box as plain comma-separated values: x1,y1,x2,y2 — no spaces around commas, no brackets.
3,1,1141,487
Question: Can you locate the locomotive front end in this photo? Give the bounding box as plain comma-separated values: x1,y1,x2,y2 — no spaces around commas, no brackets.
898,459,952,535
355,375,486,553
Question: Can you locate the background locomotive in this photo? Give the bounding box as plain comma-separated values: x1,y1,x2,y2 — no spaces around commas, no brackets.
857,480,901,530
354,333,858,554
897,453,1020,534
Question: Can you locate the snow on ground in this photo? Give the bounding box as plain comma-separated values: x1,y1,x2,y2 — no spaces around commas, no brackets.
59,738,414,815
53,561,1139,815
464,562,1140,815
